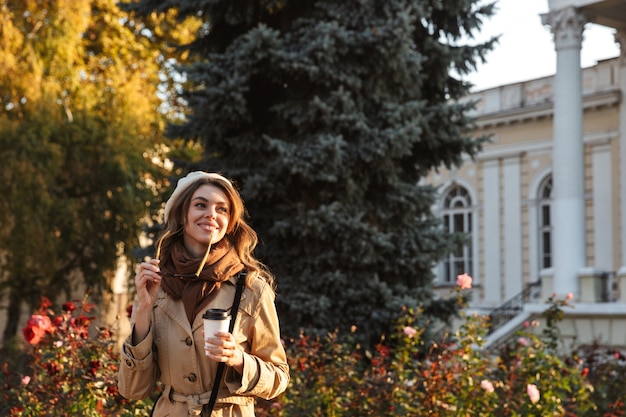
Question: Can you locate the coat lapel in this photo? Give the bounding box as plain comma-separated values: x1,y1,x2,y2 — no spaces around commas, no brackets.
158,289,193,336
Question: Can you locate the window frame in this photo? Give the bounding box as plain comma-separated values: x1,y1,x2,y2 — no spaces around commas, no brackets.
440,185,474,285
538,175,553,270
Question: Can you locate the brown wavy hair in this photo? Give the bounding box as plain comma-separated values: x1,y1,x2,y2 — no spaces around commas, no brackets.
157,173,273,288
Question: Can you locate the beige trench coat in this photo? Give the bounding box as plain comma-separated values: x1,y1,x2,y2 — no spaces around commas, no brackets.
118,274,290,416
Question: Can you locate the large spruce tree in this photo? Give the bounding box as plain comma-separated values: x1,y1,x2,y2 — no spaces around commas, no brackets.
124,0,496,342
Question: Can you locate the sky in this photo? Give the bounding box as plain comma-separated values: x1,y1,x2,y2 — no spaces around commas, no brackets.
464,0,621,91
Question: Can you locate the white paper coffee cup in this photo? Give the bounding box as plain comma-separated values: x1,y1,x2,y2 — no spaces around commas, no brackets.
202,308,231,355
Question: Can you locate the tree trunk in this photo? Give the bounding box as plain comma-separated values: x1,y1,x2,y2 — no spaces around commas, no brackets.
2,288,21,348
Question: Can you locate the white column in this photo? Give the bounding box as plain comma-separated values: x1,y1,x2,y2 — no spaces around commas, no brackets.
503,156,522,299
615,31,626,278
483,160,501,305
542,7,588,298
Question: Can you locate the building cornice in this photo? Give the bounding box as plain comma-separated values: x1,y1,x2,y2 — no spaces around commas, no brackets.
473,89,621,130
475,129,618,162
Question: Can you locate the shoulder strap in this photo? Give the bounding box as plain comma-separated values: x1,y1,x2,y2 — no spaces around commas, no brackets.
228,270,247,332
204,270,247,416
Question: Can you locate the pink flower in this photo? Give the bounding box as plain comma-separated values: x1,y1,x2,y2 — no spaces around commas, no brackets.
527,384,540,404
518,337,528,347
566,292,573,300
456,273,472,290
403,326,417,338
21,376,31,385
480,379,495,393
22,315,53,345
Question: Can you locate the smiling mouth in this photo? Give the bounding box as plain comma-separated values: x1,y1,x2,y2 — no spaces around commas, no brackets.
199,223,217,232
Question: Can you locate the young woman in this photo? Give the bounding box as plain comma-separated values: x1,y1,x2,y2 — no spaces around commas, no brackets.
118,171,289,416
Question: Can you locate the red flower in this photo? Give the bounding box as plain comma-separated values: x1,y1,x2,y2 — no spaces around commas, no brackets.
297,335,307,347
44,361,60,376
39,297,53,311
106,385,119,396
375,344,390,357
62,301,76,312
53,316,65,328
22,315,53,345
70,315,93,338
10,406,24,415
88,360,102,376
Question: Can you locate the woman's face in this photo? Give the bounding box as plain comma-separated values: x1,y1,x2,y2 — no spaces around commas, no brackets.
183,184,231,258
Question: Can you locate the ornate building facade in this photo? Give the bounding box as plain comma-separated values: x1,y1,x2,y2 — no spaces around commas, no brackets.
427,0,626,349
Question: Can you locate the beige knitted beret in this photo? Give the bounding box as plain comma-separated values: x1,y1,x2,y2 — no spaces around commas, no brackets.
163,171,232,222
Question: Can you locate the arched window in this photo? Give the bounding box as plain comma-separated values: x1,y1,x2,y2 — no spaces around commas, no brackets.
538,176,553,269
441,185,473,284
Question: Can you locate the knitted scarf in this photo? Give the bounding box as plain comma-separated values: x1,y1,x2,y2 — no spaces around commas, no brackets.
160,239,243,324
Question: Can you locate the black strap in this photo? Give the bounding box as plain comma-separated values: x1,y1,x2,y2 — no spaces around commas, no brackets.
149,391,162,417
204,270,247,416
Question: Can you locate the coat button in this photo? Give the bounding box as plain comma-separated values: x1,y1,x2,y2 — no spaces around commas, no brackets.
185,337,193,346
125,359,133,367
186,373,197,382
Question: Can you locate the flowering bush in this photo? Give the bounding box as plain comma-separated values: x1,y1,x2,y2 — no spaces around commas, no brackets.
577,342,626,416
3,276,626,416
257,275,624,416
1,297,154,416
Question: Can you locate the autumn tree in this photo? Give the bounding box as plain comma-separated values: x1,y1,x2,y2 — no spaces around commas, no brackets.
123,0,496,343
0,0,196,343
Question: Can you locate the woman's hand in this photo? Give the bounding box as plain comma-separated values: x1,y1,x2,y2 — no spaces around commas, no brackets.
131,259,161,345
135,259,161,309
205,331,244,374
